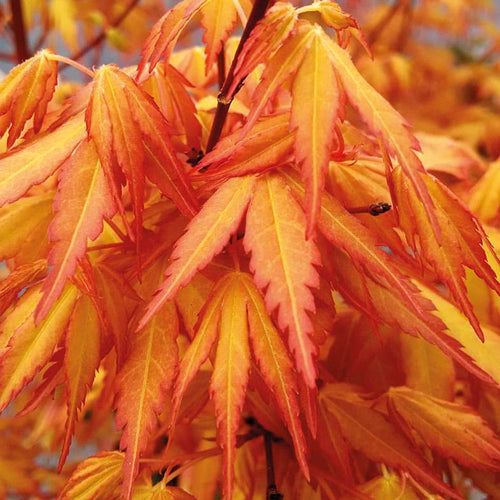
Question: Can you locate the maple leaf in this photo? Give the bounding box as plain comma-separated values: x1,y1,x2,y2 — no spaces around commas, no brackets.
320,34,440,236
290,25,342,236
58,294,100,472
58,451,124,500
35,139,116,322
391,166,500,341
115,296,178,499
194,113,295,182
0,284,78,412
140,175,256,328
320,383,463,500
227,2,297,99
388,386,500,470
86,64,198,240
201,0,239,74
0,115,86,208
240,274,309,477
244,173,321,388
137,0,206,78
0,49,58,148
210,275,251,499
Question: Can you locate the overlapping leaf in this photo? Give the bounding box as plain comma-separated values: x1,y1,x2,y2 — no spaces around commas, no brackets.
388,386,500,470
228,2,297,98
194,113,295,182
116,294,179,499
140,175,256,328
59,294,100,471
391,166,500,341
0,115,86,208
86,64,198,233
210,276,250,499
290,26,342,236
244,173,320,388
320,383,462,500
0,50,58,147
240,273,308,477
36,140,116,321
0,284,78,412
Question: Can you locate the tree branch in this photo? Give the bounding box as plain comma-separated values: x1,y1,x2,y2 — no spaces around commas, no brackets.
9,0,30,62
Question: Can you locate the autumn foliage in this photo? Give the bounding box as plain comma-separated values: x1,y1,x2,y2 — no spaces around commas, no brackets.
1,0,500,498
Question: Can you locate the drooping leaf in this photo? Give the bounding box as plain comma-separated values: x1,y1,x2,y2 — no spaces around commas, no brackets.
140,175,256,329
321,383,462,500
0,284,78,412
59,294,101,471
168,273,233,431
137,0,207,78
116,299,178,500
388,386,500,470
328,245,495,384
210,275,251,499
0,115,86,208
0,49,58,147
244,173,320,388
228,2,297,98
242,23,314,135
290,25,342,236
240,273,309,478
391,166,500,341
36,140,116,322
322,36,440,236
469,157,500,223
200,0,239,74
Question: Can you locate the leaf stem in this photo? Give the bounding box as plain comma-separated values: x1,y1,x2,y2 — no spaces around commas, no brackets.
264,431,283,500
205,0,272,153
9,0,30,62
46,53,95,78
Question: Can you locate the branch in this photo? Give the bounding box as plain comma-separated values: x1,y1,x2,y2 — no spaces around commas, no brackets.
205,0,272,153
264,431,284,500
60,0,141,71
9,0,30,62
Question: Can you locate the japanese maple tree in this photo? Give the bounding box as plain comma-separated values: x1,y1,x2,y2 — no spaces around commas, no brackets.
1,0,500,498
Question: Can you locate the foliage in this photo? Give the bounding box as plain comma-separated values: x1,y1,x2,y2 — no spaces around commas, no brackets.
0,0,500,498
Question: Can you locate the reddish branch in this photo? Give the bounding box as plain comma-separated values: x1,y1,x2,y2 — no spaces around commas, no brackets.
9,0,30,62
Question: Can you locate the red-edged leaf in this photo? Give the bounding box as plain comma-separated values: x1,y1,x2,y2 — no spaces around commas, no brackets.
86,65,145,239
392,166,500,341
137,0,206,78
388,386,500,470
329,245,494,384
290,26,342,236
322,37,440,237
321,383,462,500
283,169,438,325
242,23,314,136
142,64,202,149
116,299,178,500
241,273,309,480
36,140,116,322
0,284,78,412
0,49,58,147
140,175,256,329
210,276,251,499
194,113,295,182
228,2,297,98
244,173,320,388
201,0,239,74
168,274,233,431
59,294,100,471
0,116,86,208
